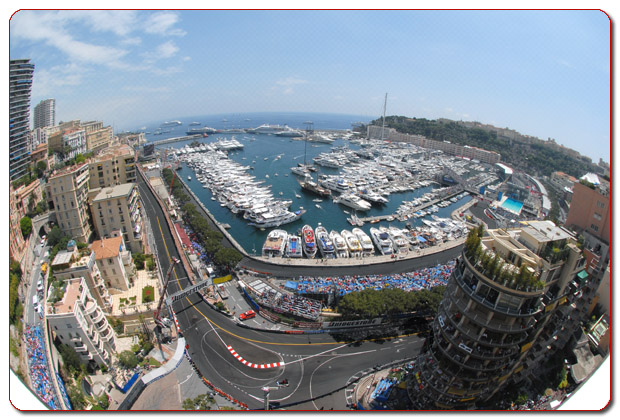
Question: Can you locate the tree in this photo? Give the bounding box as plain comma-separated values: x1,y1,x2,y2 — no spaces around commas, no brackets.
213,248,242,268
118,350,138,369
58,343,85,374
20,216,33,237
182,394,215,410
35,160,48,178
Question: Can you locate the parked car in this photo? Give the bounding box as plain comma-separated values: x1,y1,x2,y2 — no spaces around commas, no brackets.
239,310,256,321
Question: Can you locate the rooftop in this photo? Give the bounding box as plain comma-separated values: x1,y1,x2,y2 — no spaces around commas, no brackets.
92,183,135,202
52,278,82,315
521,220,575,243
91,236,124,260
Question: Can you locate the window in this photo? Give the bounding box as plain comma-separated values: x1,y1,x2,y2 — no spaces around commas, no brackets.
593,212,602,221
590,224,599,232
597,200,605,209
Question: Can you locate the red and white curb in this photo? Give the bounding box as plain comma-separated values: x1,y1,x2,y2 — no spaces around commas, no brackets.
227,345,285,369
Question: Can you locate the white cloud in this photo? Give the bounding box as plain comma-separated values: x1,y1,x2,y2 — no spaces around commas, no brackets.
143,12,186,36
274,77,308,95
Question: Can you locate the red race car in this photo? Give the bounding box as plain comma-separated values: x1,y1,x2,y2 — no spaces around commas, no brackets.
239,310,256,320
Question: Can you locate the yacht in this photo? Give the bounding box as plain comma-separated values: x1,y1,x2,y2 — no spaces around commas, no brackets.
186,126,218,135
319,177,350,194
285,235,303,258
341,229,363,257
315,225,336,258
248,208,306,229
333,194,372,211
358,189,389,205
352,228,374,257
387,227,410,254
329,230,349,258
247,124,287,134
298,176,331,197
262,229,288,258
301,225,317,258
370,227,394,255
275,126,304,137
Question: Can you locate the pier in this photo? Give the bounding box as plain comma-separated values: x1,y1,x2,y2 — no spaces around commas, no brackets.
150,134,203,147
358,187,470,224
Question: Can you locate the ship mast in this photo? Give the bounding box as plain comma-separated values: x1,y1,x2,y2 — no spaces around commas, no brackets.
381,93,388,141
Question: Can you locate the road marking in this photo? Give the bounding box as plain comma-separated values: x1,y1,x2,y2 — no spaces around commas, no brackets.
226,345,285,369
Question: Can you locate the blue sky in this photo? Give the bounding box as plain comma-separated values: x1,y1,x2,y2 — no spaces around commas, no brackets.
9,9,610,162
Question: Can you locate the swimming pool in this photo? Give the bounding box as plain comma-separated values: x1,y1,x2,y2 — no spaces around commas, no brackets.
500,197,524,215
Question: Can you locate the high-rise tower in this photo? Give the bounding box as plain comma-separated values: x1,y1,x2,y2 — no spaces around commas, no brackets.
407,222,586,409
33,98,56,129
10,59,35,181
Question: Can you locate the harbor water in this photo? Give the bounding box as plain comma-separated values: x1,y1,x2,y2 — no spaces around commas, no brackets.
142,113,472,256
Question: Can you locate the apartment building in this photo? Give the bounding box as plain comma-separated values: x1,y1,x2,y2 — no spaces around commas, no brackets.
33,98,56,129
407,221,587,409
48,127,87,162
82,121,113,153
47,277,116,369
87,144,137,189
51,241,113,313
91,235,135,293
90,183,143,253
46,163,92,243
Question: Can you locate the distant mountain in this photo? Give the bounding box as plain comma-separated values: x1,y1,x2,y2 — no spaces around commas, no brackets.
370,116,599,178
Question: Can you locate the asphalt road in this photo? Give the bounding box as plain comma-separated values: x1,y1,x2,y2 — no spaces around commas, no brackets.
137,170,426,410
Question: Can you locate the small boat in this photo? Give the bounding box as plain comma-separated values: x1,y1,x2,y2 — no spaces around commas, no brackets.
315,204,321,209
188,176,191,180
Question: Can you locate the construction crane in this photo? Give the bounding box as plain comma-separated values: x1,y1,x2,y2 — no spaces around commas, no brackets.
153,257,180,329
168,159,181,196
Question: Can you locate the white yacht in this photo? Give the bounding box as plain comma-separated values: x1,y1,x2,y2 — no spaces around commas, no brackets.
262,229,288,258
285,235,303,258
247,123,287,134
329,230,349,258
248,208,306,228
341,229,363,257
315,225,336,258
387,227,410,254
352,228,374,257
333,194,372,212
319,177,351,194
370,227,394,255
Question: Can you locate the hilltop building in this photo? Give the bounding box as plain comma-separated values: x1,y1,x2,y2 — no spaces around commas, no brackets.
367,125,501,164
